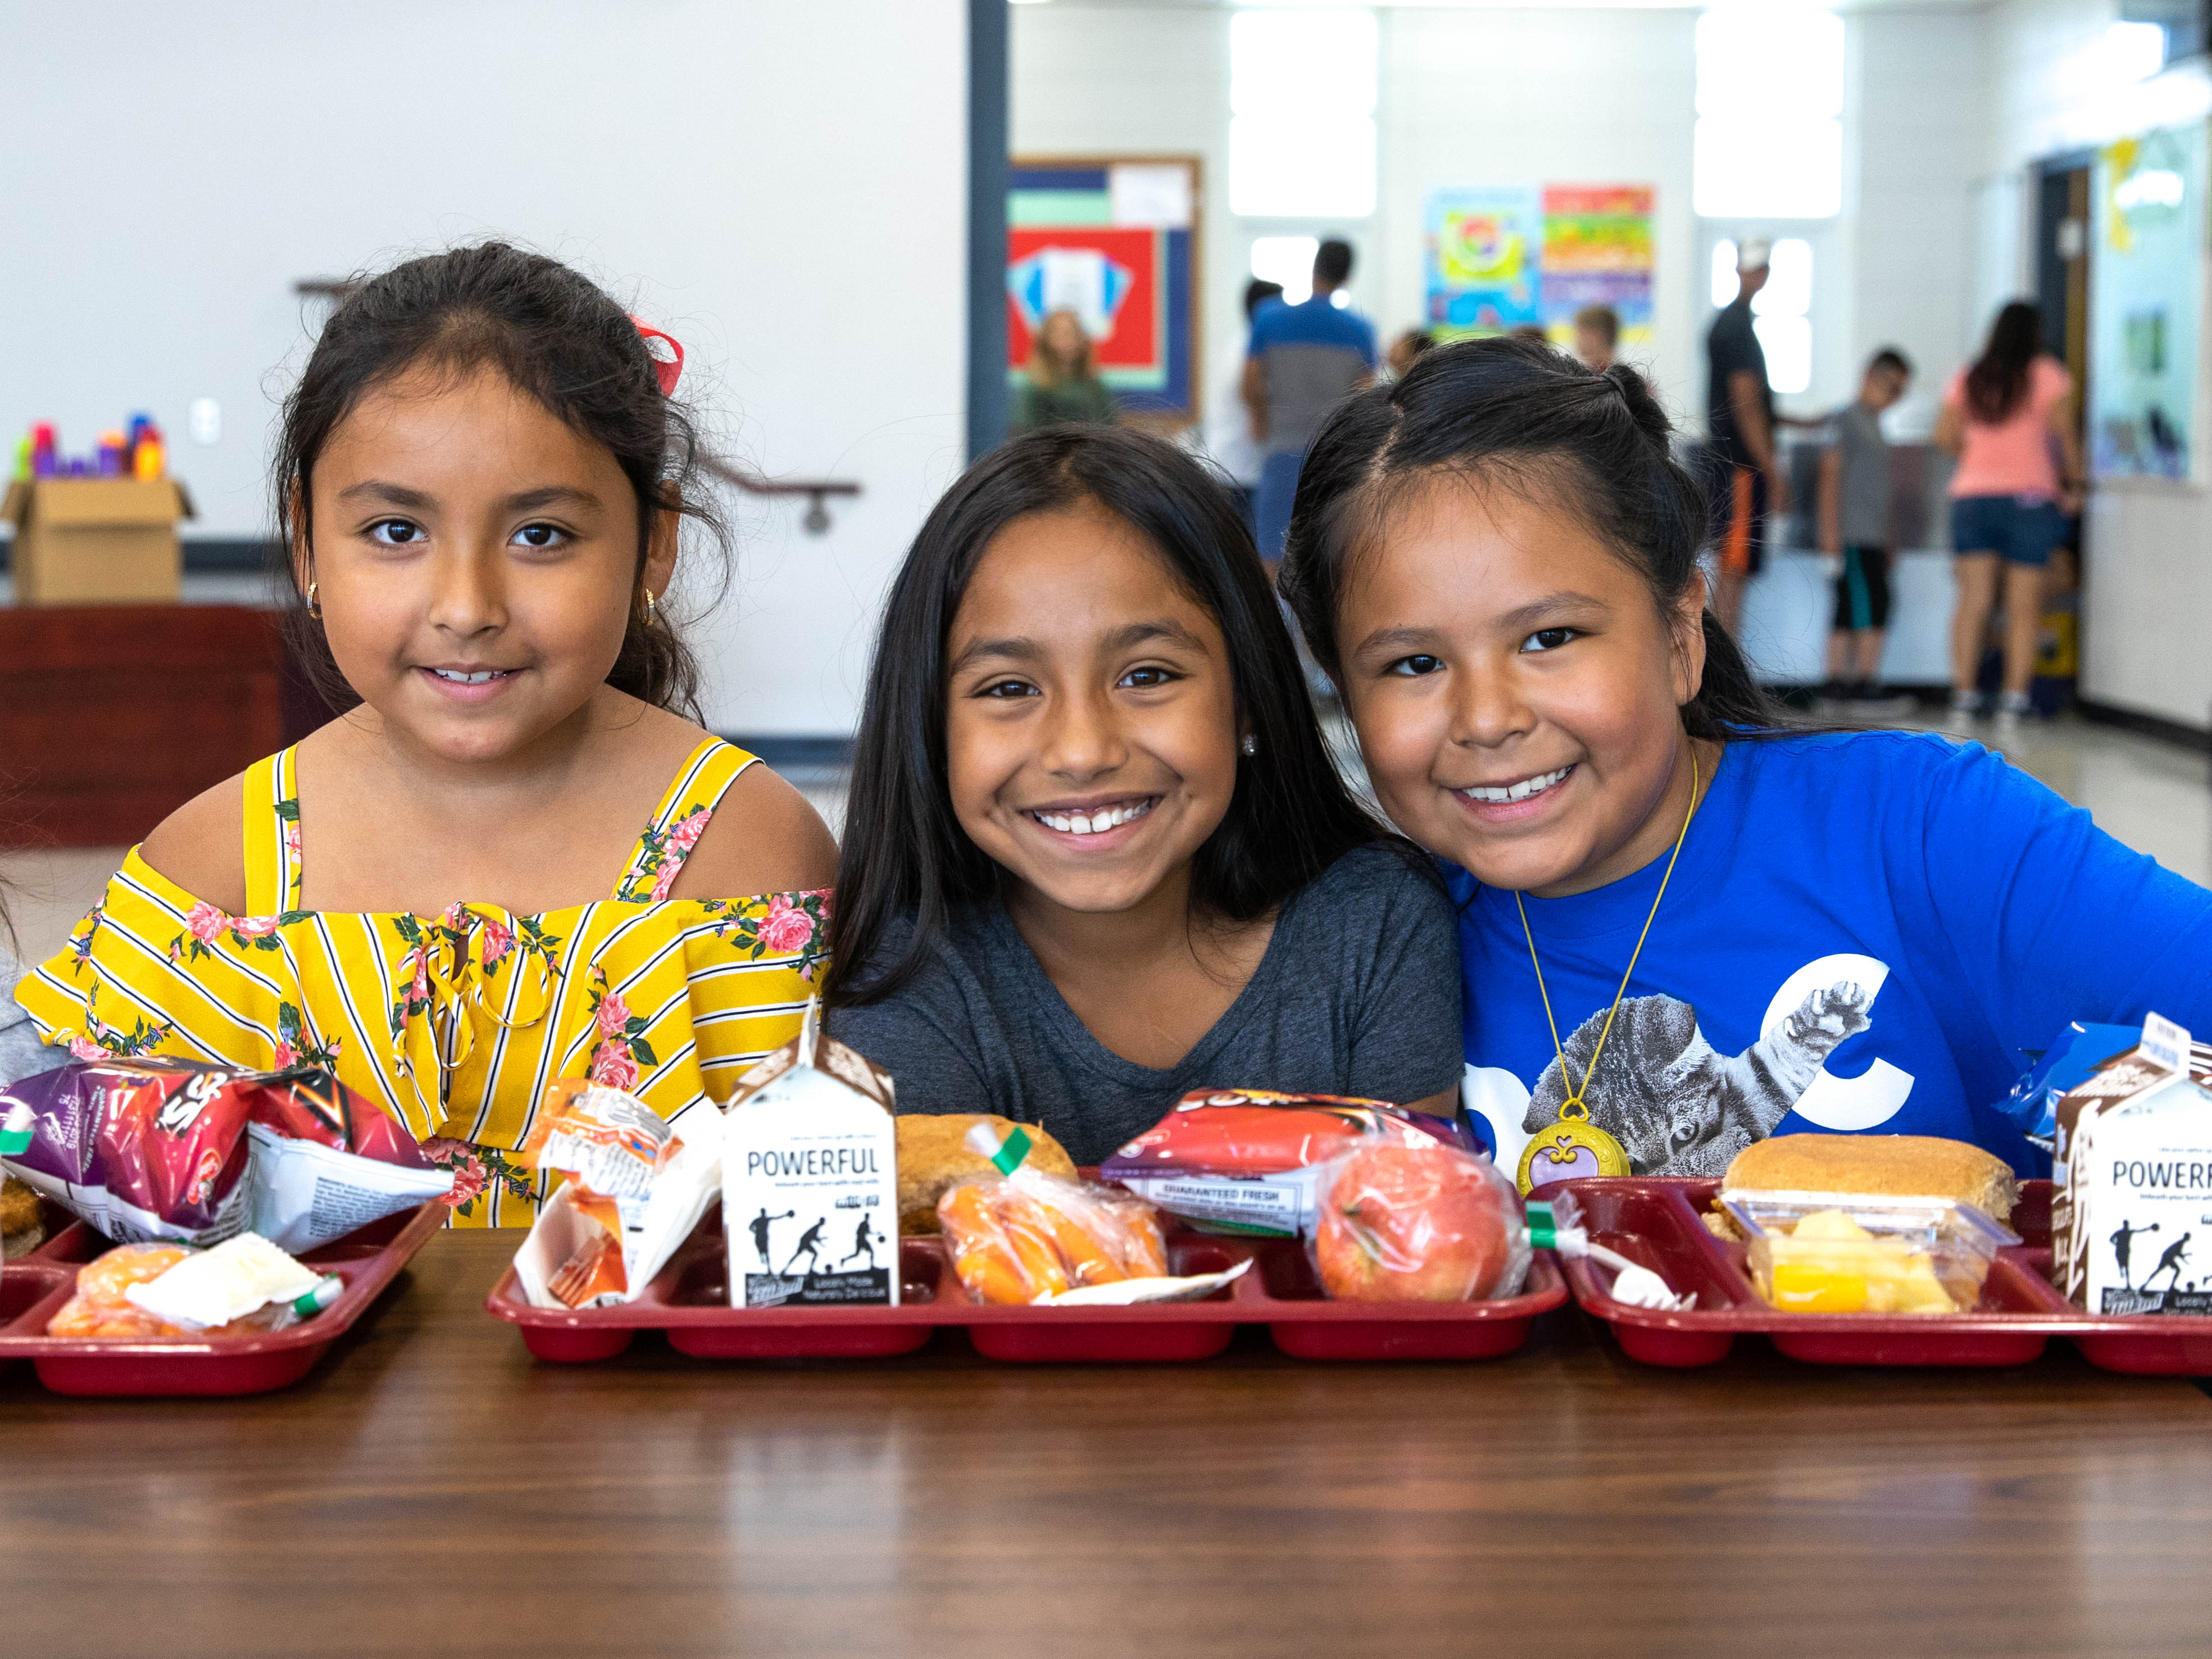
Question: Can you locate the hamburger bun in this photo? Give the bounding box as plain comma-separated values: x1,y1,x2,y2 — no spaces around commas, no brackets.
2,1174,47,1258
1710,1134,2018,1238
896,1114,1077,1235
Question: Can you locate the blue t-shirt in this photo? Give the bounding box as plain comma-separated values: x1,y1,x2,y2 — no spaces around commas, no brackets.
1446,731,2212,1179
1247,296,1378,454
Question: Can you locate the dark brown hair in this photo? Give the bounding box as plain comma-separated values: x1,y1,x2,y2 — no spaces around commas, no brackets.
825,426,1402,1007
271,242,726,721
1278,335,1791,744
1964,301,2041,425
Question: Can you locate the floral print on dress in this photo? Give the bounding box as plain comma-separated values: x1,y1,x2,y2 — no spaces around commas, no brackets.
167,902,307,966
69,1011,175,1061
615,803,714,903
273,999,342,1071
705,889,832,981
586,976,660,1090
275,797,306,909
420,1136,537,1220
68,903,105,970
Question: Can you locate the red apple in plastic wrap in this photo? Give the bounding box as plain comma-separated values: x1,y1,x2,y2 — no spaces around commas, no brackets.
1315,1143,1516,1301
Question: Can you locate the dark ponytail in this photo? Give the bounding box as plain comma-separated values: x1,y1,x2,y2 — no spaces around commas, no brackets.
271,242,726,722
1278,335,1790,743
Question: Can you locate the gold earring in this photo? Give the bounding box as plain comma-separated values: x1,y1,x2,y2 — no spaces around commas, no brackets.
306,581,321,620
642,588,657,625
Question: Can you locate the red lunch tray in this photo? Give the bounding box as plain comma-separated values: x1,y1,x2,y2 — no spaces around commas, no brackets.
1548,1175,2212,1374
0,1198,446,1396
487,1199,1568,1365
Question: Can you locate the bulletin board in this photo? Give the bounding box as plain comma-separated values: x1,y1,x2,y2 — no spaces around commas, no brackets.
1425,184,1655,349
1008,156,1201,420
2089,124,2205,482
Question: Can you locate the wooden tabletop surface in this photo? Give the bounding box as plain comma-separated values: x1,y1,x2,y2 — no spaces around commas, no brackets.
7,1230,2210,1659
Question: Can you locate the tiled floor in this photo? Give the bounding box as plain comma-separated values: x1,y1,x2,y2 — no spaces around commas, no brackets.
5,714,2206,971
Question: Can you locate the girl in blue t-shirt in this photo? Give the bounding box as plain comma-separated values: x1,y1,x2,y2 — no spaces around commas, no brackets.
1278,337,2212,1180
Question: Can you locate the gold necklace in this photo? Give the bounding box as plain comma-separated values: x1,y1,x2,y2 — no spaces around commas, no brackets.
1513,746,1702,1194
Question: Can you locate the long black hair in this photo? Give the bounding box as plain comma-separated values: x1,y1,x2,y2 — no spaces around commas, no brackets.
1278,336,1790,744
825,425,1393,1007
271,241,726,722
1964,300,2042,425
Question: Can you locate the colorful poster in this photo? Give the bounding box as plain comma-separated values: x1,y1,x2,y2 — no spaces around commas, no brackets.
1539,184,1655,347
1425,183,1655,347
1007,162,1196,416
2089,126,2204,481
1425,186,1543,334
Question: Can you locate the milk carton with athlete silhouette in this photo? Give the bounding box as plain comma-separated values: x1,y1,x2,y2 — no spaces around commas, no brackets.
2052,1013,2212,1316
723,1002,900,1308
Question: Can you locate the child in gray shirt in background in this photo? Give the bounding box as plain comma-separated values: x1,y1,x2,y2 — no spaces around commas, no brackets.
1818,347,1913,706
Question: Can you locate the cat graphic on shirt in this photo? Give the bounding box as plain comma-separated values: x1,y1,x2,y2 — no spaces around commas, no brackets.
1522,980,1876,1176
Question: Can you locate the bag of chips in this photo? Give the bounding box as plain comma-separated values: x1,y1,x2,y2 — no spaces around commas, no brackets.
1100,1088,1475,1238
0,1059,452,1250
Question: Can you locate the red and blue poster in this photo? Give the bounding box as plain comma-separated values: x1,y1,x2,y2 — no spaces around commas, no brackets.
1008,162,1195,416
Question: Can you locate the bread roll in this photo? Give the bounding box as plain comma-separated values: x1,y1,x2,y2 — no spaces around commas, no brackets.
1710,1134,2018,1239
2,1174,47,1258
896,1115,1077,1235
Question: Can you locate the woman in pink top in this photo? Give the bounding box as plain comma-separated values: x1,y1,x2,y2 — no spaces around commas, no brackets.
1934,301,2083,723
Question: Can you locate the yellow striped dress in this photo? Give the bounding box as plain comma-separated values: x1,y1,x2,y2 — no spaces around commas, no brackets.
14,739,828,1226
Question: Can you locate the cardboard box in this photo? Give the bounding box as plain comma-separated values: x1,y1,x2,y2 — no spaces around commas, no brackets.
2,477,195,605
2051,1016,2212,1315
723,1005,899,1308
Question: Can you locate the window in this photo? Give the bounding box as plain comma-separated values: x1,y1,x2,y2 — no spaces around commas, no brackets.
1250,235,1320,306
1693,6,1843,219
1229,9,1378,219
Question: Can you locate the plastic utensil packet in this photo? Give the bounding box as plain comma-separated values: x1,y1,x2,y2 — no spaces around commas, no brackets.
124,1231,337,1330
1100,1088,1476,1237
939,1158,1170,1305
1035,1258,1251,1306
510,1082,723,1309
1528,1191,1694,1311
0,1059,452,1251
1306,1138,1529,1303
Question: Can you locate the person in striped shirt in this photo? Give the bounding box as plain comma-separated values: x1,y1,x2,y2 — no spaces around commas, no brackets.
14,244,838,1225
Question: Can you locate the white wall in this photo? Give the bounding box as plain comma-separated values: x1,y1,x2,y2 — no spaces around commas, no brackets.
1982,0,2212,731
0,0,970,738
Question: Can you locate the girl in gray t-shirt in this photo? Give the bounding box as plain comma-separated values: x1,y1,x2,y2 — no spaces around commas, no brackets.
823,427,1464,1166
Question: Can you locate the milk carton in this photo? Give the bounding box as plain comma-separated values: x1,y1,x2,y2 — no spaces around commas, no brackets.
722,1005,898,1308
2051,1014,2212,1315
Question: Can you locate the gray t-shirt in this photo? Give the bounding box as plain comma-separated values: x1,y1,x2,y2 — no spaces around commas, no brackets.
2,948,71,1087
825,846,1465,1166
1836,402,1892,547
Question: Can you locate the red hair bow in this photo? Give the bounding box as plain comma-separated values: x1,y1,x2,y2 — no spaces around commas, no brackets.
630,316,684,397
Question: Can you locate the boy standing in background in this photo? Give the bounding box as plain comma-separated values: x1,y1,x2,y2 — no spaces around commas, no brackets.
1819,347,1913,706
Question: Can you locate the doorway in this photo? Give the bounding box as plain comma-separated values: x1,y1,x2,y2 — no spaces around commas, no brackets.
2031,151,2093,705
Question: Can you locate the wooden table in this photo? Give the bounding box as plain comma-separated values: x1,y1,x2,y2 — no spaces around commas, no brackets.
6,1231,2210,1658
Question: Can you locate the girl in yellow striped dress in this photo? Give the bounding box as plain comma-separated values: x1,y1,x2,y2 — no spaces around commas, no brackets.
14,244,839,1225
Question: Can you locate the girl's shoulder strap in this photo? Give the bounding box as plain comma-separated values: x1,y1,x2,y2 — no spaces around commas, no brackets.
240,747,304,919
612,738,761,903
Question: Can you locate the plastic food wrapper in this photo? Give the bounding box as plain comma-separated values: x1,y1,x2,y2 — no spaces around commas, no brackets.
510,1080,723,1310
125,1231,335,1330
940,1122,1171,1305
1997,1021,2212,1159
45,1235,340,1339
0,1059,452,1251
1101,1088,1476,1238
1306,1138,1529,1303
1722,1189,2016,1315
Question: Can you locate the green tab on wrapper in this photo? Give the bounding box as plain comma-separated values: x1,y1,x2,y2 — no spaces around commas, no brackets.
0,1103,32,1158
990,1126,1034,1177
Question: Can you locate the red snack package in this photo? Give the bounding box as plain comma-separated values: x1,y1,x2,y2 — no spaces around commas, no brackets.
1310,1140,1529,1303
1100,1088,1474,1237
1,1060,450,1249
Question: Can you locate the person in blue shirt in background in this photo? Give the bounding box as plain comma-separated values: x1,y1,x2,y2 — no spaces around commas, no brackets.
1243,238,1375,570
1278,337,2212,1181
